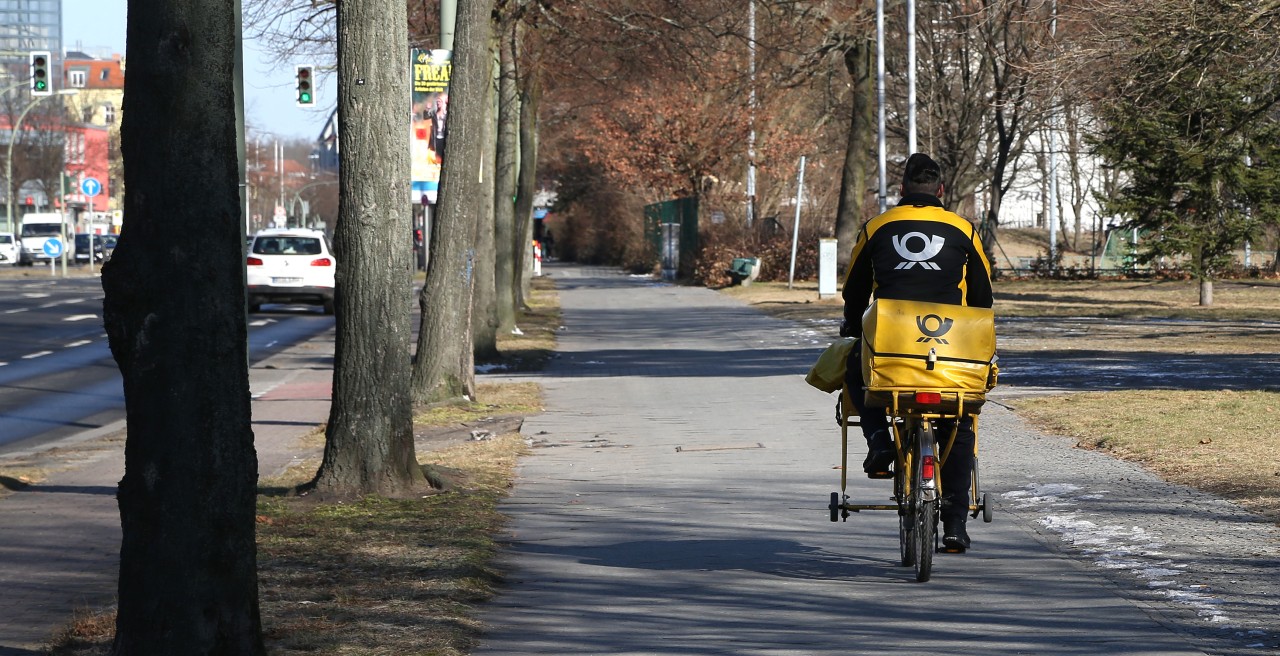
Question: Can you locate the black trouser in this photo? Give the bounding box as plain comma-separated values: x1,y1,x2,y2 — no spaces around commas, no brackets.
845,345,975,521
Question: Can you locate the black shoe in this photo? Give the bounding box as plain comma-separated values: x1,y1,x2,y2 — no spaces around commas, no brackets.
862,430,894,477
941,517,971,553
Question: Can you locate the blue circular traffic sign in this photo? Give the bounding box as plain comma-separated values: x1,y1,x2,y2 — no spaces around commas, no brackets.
43,237,64,258
81,178,102,197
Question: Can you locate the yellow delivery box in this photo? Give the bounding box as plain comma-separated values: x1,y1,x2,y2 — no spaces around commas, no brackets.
860,298,996,413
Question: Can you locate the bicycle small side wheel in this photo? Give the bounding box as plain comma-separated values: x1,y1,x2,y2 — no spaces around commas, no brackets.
899,508,914,567
829,492,840,522
896,452,914,567
982,492,993,523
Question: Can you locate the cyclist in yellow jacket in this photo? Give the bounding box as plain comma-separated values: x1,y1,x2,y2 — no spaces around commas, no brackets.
839,152,993,552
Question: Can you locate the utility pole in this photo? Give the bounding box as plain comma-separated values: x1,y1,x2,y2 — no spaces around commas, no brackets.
907,0,917,154
746,0,756,229
441,0,456,50
1047,0,1059,271
235,0,247,241
277,139,284,213
876,0,887,213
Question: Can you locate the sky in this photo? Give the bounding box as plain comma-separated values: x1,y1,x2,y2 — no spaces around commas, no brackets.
62,0,331,141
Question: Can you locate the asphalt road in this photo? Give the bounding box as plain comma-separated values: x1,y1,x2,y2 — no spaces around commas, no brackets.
0,272,335,455
475,264,1279,656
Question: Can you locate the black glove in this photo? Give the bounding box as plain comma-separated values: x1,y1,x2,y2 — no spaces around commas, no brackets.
839,319,854,338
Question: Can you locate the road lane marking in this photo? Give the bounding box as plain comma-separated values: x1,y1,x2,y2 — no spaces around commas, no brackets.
64,314,99,322
22,351,53,359
65,340,92,348
40,298,88,308
3,308,27,314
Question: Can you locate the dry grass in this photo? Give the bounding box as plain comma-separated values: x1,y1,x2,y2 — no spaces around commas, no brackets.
482,276,561,372
43,278,557,655
256,432,527,656
45,606,117,654
994,278,1280,320
719,277,1280,324
1012,390,1280,523
416,382,542,427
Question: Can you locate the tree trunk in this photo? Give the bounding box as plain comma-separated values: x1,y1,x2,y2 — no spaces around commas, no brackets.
513,67,540,308
1200,277,1214,306
412,0,495,404
310,0,423,497
493,18,519,333
834,38,872,273
103,0,264,651
472,30,501,361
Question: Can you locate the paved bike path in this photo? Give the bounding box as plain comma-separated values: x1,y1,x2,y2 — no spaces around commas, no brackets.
475,265,1278,656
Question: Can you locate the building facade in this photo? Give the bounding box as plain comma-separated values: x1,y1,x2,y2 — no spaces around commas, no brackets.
61,51,122,222
0,0,61,81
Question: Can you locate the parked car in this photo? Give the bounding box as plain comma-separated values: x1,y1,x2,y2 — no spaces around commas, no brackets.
73,233,117,264
0,232,17,265
246,228,336,314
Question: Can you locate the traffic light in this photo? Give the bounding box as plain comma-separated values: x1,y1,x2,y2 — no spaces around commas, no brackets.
29,51,51,96
295,65,314,107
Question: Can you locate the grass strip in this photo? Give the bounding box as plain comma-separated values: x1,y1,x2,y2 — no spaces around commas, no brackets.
1012,390,1280,523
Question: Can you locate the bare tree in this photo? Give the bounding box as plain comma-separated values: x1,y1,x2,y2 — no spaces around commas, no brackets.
904,0,1053,270
494,10,521,332
473,24,501,360
102,0,264,651
308,0,426,497
1,95,73,217
834,34,874,271
412,0,496,404
513,64,539,307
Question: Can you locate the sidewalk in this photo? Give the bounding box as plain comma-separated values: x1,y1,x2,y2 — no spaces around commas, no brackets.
472,264,1278,656
0,326,336,654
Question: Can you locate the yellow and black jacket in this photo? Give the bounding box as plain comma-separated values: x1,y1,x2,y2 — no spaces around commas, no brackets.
842,193,993,336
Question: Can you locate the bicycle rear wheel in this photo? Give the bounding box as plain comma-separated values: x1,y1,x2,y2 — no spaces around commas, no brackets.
912,424,938,582
913,496,936,582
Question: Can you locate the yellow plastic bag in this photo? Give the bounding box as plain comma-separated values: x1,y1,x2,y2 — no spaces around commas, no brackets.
805,337,858,393
861,298,996,395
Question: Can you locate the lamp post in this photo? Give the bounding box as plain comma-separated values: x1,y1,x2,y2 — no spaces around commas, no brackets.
5,89,77,236
290,179,337,229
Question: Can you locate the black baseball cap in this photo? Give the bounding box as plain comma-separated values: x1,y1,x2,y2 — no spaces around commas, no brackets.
902,153,942,186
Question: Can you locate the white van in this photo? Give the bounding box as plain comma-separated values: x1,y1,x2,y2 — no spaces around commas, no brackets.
18,213,72,265
0,232,17,265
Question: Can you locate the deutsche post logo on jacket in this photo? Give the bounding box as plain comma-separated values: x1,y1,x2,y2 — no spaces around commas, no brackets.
846,205,993,308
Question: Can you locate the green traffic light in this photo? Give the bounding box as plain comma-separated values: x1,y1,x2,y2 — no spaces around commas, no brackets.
34,81,46,90
300,92,312,103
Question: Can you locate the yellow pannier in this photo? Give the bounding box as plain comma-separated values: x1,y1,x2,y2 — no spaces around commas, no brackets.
861,298,997,414
805,337,858,393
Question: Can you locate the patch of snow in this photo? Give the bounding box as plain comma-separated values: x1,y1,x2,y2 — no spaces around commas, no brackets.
1004,483,1231,625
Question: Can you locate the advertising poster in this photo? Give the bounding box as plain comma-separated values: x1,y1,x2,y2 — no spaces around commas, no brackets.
411,48,452,205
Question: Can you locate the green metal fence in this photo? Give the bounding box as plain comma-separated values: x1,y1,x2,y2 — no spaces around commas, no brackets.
644,196,699,279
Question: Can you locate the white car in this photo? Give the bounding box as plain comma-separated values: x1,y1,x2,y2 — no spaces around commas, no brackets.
0,232,16,265
246,228,337,314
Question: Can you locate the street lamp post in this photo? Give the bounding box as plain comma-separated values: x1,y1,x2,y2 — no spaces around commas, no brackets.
290,179,337,229
5,89,77,236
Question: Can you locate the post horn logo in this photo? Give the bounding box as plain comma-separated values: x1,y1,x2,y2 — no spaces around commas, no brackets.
916,314,954,344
